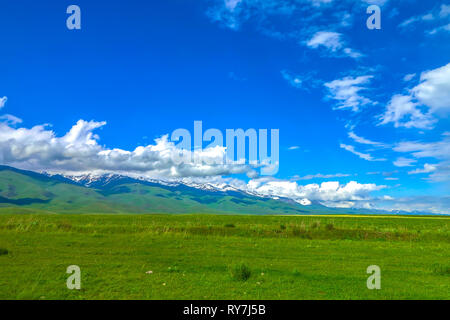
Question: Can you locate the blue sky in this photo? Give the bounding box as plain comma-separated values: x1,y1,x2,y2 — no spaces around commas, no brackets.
0,0,449,213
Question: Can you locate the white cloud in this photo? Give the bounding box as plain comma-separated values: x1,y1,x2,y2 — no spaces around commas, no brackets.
206,0,296,31
0,114,22,125
412,62,450,115
281,70,303,89
325,75,374,112
362,0,389,6
309,0,334,6
0,119,257,179
440,4,450,18
306,31,362,59
376,196,450,215
400,5,450,34
399,12,435,29
380,63,450,129
293,173,351,180
348,131,386,147
393,157,417,167
281,70,321,91
306,31,342,51
247,178,385,203
394,135,450,181
0,97,7,109
428,23,450,35
225,0,242,12
288,146,300,150
340,143,386,162
409,163,437,175
378,94,436,129
394,136,450,161
403,73,416,82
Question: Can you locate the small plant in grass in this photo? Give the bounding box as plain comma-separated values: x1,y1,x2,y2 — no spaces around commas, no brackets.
0,248,9,256
311,221,320,229
431,263,450,275
224,223,235,228
292,226,307,237
325,223,334,231
280,224,286,230
168,266,180,273
292,268,302,276
230,263,252,281
57,221,72,231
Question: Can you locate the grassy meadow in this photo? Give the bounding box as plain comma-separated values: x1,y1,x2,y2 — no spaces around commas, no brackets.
0,213,448,300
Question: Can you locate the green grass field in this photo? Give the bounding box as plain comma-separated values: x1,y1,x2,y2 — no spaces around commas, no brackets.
0,213,448,300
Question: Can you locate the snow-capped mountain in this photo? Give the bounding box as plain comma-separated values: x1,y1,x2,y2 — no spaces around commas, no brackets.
44,172,314,206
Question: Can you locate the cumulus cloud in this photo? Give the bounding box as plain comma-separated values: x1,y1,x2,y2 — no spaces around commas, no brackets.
340,143,386,162
375,196,450,215
324,75,374,112
306,31,362,59
0,97,7,109
306,31,342,51
0,119,257,179
412,62,450,115
247,178,385,204
378,94,436,129
179,174,387,209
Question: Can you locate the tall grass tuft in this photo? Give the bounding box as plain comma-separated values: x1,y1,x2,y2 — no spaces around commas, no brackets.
230,262,252,281
0,248,9,256
311,221,320,229
431,263,450,275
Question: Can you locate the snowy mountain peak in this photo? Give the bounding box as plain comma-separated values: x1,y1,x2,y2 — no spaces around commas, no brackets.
297,198,312,206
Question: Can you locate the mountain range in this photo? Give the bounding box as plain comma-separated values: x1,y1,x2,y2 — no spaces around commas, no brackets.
0,165,435,215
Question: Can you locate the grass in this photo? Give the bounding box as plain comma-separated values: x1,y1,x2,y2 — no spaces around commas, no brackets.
230,263,252,281
0,213,448,300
